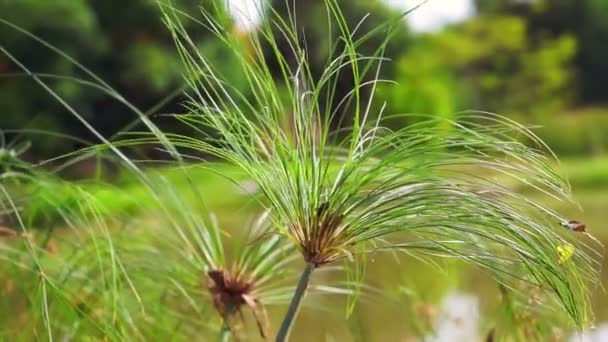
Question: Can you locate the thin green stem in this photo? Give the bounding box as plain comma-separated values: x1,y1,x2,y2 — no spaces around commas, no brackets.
276,262,315,342
218,321,231,342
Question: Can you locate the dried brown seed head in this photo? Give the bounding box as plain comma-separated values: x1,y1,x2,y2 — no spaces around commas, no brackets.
560,220,586,232
0,226,17,238
205,269,268,339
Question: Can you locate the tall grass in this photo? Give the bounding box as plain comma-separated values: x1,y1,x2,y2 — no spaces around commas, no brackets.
2,11,355,338
1,14,303,340
157,0,602,340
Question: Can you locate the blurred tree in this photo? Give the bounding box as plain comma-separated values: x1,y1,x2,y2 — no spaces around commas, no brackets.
379,15,577,120
1,0,410,159
475,0,608,104
0,0,99,152
0,0,231,158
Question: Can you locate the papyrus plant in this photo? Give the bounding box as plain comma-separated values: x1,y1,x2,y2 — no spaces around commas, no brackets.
0,21,299,340
143,177,299,340
159,1,600,340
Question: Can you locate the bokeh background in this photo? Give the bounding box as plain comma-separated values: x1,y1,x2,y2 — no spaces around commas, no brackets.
1,0,607,340
3,0,608,159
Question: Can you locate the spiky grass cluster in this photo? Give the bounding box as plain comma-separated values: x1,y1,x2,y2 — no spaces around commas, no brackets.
149,185,298,339
204,232,290,340
1,16,302,340
159,0,601,339
0,145,302,340
0,164,137,340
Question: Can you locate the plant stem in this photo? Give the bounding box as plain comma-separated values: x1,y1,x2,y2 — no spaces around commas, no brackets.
275,262,315,342
218,321,231,342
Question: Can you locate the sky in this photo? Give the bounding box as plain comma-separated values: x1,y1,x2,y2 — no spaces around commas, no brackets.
226,0,264,32
227,0,475,33
387,0,475,32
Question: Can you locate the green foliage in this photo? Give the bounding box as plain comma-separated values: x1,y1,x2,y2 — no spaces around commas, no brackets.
0,153,304,340
380,15,577,120
533,109,608,157
123,41,183,93
0,0,227,155
269,0,411,70
0,0,409,159
3,0,607,159
561,157,608,188
476,0,608,103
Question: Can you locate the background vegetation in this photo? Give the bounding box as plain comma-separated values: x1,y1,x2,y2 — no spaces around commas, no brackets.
3,0,608,158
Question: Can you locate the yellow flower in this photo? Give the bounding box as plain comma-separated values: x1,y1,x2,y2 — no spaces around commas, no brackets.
557,244,575,264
